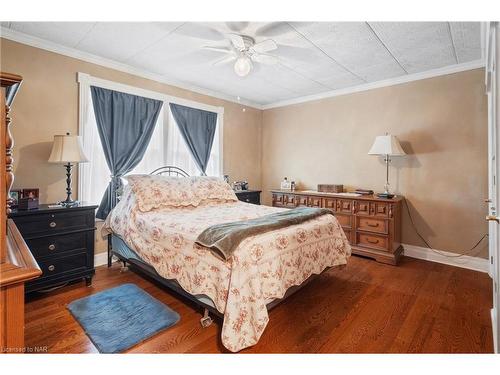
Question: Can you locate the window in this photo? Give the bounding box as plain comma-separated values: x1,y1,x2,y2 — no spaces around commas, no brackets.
78,84,223,206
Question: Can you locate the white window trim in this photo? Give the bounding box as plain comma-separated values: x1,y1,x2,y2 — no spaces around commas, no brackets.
77,72,224,200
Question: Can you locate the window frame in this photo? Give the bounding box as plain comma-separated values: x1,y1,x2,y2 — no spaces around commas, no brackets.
77,72,224,202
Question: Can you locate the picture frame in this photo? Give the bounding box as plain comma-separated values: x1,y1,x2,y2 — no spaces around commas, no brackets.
9,189,21,208
21,188,39,199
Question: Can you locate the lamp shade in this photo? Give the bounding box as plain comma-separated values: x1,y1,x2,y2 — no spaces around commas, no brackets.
368,135,406,156
48,134,89,163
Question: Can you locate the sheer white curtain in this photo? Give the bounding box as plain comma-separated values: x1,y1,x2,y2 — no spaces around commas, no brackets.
165,111,220,176
79,87,221,207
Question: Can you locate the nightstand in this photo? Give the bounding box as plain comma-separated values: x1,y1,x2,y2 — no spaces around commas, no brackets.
9,203,98,293
235,190,261,205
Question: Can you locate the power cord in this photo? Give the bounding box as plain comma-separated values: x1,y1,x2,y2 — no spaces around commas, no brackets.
403,198,488,258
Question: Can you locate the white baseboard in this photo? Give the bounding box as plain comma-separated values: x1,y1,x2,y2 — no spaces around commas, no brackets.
492,308,498,354
403,243,489,273
94,252,116,267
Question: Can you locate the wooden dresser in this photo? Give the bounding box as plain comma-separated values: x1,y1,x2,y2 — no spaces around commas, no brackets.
1,72,41,353
271,190,403,265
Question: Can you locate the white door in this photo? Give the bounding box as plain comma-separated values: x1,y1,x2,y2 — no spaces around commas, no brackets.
486,21,500,354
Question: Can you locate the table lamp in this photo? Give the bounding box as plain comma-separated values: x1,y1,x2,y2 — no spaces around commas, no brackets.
368,134,406,199
48,133,89,207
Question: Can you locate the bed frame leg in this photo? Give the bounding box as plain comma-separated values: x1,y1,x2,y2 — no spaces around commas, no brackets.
200,308,213,328
107,234,113,268
120,260,128,273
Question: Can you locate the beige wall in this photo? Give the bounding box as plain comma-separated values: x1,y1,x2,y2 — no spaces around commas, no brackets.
262,69,488,257
0,38,262,253
1,37,489,258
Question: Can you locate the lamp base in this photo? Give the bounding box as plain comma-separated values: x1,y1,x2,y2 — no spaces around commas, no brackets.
59,199,80,208
377,192,395,199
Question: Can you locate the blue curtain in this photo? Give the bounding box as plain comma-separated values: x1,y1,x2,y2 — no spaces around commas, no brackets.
91,86,163,219
169,103,218,175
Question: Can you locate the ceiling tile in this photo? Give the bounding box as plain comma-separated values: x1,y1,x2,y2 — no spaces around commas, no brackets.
9,22,96,48
290,22,406,82
368,22,457,74
449,22,482,63
76,22,184,62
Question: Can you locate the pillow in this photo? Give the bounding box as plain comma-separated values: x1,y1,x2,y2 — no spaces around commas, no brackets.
191,176,238,203
125,175,237,212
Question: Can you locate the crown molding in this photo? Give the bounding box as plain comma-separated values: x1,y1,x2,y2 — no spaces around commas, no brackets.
262,59,486,110
0,26,263,110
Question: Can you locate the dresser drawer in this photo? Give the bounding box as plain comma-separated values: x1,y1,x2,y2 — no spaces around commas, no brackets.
334,213,352,229
356,232,389,251
373,202,390,217
26,231,92,258
272,193,285,207
356,217,388,234
35,251,89,280
323,198,336,211
337,199,353,214
13,210,95,237
296,195,308,207
283,194,297,207
307,196,322,207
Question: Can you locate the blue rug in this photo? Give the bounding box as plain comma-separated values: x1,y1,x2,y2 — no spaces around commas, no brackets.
67,283,180,353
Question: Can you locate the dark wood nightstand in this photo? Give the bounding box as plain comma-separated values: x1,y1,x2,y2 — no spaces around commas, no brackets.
9,203,98,293
235,190,261,205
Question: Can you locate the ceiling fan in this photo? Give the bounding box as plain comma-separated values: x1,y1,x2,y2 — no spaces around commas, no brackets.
203,33,279,77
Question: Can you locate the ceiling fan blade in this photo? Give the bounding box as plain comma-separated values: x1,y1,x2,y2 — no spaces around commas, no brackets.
251,39,278,53
227,33,246,50
252,53,279,65
213,54,236,66
202,46,232,53
225,22,249,32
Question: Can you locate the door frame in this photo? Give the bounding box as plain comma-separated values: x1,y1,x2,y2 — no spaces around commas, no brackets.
486,21,499,354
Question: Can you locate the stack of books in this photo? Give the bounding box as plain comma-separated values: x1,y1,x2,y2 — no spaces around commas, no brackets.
354,189,374,195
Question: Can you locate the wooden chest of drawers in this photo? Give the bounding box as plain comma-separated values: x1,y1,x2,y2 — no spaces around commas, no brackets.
9,204,98,292
271,190,403,265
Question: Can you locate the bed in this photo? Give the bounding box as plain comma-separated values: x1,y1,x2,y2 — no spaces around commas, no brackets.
104,167,351,352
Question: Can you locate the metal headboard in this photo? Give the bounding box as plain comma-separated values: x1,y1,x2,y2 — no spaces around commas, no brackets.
150,166,190,177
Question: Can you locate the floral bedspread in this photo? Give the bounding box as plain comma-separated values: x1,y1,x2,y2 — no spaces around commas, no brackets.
104,189,351,352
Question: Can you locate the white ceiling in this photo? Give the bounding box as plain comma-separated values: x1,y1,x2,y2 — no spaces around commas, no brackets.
0,22,483,107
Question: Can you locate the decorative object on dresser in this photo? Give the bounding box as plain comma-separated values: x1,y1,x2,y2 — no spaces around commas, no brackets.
318,184,343,193
368,134,406,199
48,133,89,207
232,180,249,191
235,189,261,205
1,72,41,353
14,188,40,210
280,177,292,191
9,204,98,293
271,190,403,265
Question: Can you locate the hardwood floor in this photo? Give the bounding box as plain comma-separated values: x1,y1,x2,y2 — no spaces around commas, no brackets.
24,255,493,353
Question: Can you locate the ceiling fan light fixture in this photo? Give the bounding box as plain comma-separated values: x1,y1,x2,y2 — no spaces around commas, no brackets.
234,55,253,77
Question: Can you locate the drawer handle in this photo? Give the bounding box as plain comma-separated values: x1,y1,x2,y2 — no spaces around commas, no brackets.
48,265,55,272
367,222,380,227
49,221,57,228
48,244,56,251
367,238,379,244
